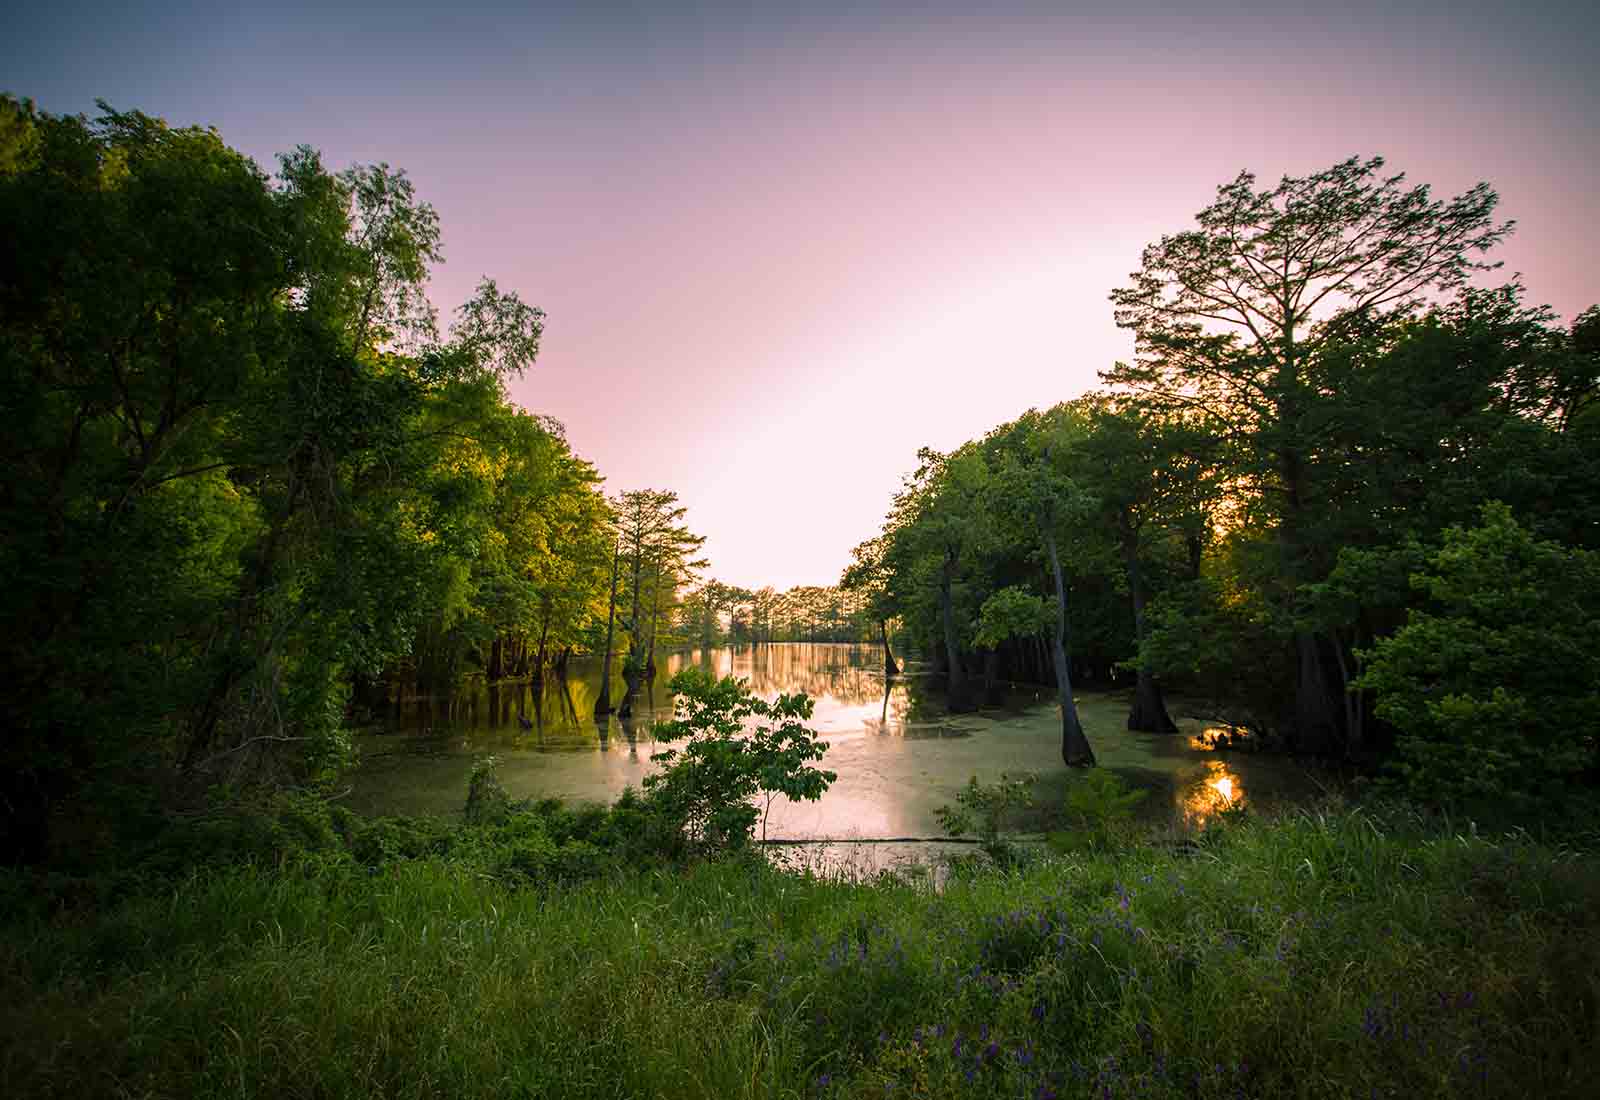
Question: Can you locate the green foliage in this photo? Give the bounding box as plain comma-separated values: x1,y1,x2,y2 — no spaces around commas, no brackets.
854,153,1598,775
1359,504,1600,806
935,772,1036,864
1141,566,1291,734
645,668,836,852
973,586,1051,649
463,756,512,826
1051,768,1150,852
4,807,1600,1099
0,99,622,861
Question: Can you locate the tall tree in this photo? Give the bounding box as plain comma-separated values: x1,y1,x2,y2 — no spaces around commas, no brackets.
1076,400,1223,732
0,99,549,860
884,448,996,713
609,489,704,714
1105,155,1511,751
983,410,1098,765
594,530,623,717
840,536,901,676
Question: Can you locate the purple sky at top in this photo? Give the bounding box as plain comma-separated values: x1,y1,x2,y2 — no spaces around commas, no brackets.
8,1,1598,590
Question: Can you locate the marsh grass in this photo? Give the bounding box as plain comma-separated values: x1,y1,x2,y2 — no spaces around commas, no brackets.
3,803,1597,1098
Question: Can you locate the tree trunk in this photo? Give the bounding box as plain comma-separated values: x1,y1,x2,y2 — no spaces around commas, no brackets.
533,611,550,683
1280,406,1345,752
939,553,973,713
1044,525,1095,767
880,619,899,677
982,646,1004,705
1330,627,1365,757
1294,630,1342,753
620,537,645,711
1122,536,1177,733
487,635,503,682
1185,531,1204,581
644,558,663,677
595,538,622,717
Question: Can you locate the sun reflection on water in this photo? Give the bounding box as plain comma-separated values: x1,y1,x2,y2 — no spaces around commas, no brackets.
1181,760,1244,826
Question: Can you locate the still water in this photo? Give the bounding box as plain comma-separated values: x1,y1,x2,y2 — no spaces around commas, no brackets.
349,644,1319,848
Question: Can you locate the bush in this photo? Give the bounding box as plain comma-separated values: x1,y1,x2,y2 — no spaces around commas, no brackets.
935,773,1036,865
1359,503,1600,808
464,755,513,825
1050,768,1149,853
644,668,835,853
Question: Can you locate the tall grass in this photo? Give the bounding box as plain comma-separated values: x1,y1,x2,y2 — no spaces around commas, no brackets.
3,803,1596,1098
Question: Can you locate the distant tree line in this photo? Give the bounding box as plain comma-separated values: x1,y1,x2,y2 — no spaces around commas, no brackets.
675,582,877,648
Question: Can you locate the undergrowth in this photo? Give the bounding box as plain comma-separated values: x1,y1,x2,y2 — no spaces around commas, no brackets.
2,801,1597,1098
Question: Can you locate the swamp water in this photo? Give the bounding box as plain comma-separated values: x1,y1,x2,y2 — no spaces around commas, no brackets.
348,643,1323,868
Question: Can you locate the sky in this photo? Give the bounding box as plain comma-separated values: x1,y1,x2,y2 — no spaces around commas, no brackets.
7,1,1598,590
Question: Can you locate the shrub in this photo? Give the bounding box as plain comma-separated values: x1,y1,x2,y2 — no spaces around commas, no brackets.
1051,769,1149,853
644,668,835,853
935,773,1036,865
1358,503,1600,808
464,755,513,825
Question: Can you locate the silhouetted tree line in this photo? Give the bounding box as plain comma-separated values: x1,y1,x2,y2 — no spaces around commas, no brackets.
855,156,1600,797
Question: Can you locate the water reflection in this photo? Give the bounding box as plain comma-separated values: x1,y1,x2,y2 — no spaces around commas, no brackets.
1192,726,1250,751
352,644,1315,843
378,643,947,751
1179,760,1245,826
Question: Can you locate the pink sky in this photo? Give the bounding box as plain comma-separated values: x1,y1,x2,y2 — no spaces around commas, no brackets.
8,2,1597,589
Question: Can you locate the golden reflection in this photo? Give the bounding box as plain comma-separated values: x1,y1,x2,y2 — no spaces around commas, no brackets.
1191,726,1248,751
1181,760,1244,826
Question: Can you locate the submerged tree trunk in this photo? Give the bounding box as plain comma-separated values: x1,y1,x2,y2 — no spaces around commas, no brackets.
1281,428,1344,753
939,552,973,713
1294,630,1342,753
595,538,622,717
644,557,663,677
1044,525,1095,767
533,607,550,683
620,538,646,715
982,647,1004,705
1330,627,1365,757
1122,538,1177,733
880,619,899,677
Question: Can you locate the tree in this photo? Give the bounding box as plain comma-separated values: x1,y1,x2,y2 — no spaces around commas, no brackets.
645,668,836,852
1105,155,1512,751
982,410,1098,765
1357,503,1600,806
608,490,704,715
883,448,997,713
593,528,623,717
0,100,551,861
839,536,901,675
1076,401,1222,732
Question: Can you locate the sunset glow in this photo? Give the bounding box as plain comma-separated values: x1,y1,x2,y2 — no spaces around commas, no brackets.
7,0,1595,590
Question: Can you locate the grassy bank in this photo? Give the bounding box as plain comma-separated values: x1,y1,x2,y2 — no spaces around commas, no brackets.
2,804,1597,1099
